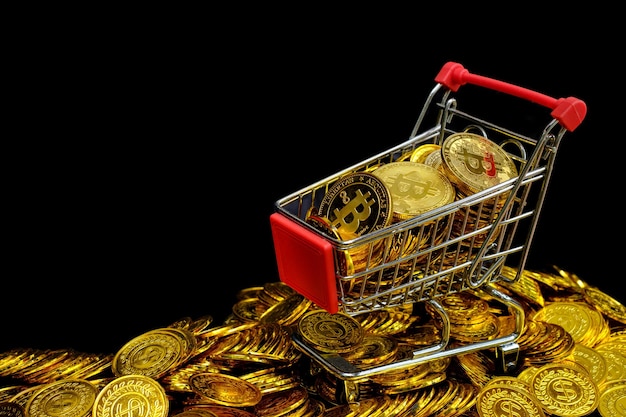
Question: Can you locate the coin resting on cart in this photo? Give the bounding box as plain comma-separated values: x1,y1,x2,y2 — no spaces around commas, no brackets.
269,62,587,385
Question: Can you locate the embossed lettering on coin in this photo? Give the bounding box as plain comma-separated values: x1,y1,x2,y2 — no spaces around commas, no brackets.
93,375,169,417
297,310,364,353
25,379,97,417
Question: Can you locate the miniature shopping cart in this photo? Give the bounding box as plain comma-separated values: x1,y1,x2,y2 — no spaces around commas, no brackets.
269,62,586,384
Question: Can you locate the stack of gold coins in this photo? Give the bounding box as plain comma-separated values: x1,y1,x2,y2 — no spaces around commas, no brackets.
439,132,519,250
427,292,501,343
0,265,624,416
312,172,393,277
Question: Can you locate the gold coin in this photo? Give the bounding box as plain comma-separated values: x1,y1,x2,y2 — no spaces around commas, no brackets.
231,298,263,322
530,362,599,416
572,343,609,386
441,132,518,194
317,172,392,237
253,385,309,417
583,286,626,325
409,143,442,164
188,373,261,407
25,379,97,417
0,402,25,417
93,375,169,417
188,315,215,335
297,310,364,353
259,292,311,325
323,398,381,417
171,409,219,417
342,334,398,365
112,327,189,378
595,349,626,382
371,161,455,220
8,385,40,410
531,302,596,344
596,379,626,417
183,405,257,417
476,379,546,417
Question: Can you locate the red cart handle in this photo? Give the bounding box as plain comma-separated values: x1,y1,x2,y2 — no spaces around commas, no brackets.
435,62,586,132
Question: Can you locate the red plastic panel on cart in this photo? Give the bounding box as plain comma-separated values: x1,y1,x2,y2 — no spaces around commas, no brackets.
270,213,338,313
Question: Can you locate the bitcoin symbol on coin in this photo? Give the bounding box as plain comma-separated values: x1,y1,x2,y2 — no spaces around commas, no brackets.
459,148,497,177
393,175,436,199
441,132,518,193
331,189,375,234
318,172,392,237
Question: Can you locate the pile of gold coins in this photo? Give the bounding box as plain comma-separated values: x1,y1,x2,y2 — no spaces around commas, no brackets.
304,131,522,301
0,265,624,416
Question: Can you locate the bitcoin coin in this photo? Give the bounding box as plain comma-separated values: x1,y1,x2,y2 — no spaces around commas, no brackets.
441,132,518,194
93,375,169,417
317,172,392,237
371,161,455,220
297,310,364,353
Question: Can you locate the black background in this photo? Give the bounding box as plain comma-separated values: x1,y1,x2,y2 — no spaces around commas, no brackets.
4,19,624,358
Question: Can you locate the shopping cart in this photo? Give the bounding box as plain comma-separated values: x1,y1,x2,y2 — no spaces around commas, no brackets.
269,62,586,384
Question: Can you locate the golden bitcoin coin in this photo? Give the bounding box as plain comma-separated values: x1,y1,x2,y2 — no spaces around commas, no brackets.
93,375,169,417
25,379,97,417
0,402,25,417
317,172,392,237
530,362,599,416
441,132,518,194
188,373,261,407
371,161,455,220
297,310,364,353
